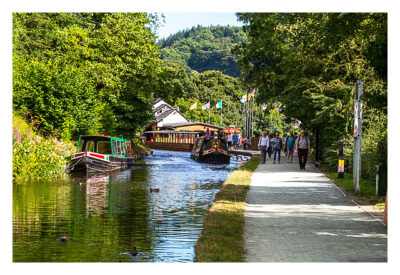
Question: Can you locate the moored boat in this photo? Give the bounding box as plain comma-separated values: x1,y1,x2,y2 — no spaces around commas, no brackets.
67,135,134,173
190,134,230,164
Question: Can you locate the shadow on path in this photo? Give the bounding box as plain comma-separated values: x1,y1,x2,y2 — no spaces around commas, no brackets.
244,155,387,262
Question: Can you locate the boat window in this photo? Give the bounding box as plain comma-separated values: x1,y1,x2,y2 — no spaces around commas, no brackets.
77,139,85,152
86,141,94,152
119,141,125,156
97,141,112,154
112,141,118,156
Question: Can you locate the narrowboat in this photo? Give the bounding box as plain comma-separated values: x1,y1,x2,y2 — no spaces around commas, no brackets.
190,134,230,164
67,135,134,173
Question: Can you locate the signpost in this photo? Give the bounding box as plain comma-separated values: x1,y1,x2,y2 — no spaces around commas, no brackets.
338,140,344,178
353,81,363,194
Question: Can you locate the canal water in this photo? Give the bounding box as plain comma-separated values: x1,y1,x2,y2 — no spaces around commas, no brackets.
13,150,249,262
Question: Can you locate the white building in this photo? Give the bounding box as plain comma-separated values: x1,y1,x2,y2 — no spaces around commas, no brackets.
152,99,190,129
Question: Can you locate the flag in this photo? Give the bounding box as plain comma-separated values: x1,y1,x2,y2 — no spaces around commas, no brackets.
202,102,210,110
216,101,222,109
240,94,247,103
262,103,267,110
190,102,197,110
251,88,256,97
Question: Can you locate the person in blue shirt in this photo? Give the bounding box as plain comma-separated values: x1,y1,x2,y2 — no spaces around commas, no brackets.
286,131,295,163
273,133,283,164
233,132,239,149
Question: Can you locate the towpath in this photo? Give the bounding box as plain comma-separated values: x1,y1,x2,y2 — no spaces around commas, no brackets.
244,155,387,262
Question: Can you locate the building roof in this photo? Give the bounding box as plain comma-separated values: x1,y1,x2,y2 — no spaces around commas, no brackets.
163,122,224,130
144,130,202,134
154,109,176,123
153,103,171,113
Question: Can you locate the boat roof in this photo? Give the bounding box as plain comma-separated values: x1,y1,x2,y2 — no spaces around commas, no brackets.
79,135,129,140
163,122,224,130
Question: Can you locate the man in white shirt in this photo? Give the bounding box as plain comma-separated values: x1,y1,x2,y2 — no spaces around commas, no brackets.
258,131,269,164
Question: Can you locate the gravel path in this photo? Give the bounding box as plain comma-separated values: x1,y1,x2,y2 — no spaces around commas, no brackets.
244,155,387,262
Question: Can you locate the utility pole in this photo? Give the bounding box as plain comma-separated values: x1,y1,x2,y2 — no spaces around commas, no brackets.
353,80,363,194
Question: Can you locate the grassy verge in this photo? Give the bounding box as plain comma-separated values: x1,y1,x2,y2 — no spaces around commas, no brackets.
194,155,260,262
324,171,385,209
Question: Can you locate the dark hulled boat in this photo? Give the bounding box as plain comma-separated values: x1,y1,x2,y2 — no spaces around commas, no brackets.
190,135,230,164
67,135,134,173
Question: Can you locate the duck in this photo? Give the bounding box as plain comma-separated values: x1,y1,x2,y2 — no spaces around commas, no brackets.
150,188,160,192
60,232,69,242
129,246,139,256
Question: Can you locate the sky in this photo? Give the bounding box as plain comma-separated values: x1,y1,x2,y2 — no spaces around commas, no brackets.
155,13,243,40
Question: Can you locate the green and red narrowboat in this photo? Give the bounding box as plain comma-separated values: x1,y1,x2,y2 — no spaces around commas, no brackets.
67,135,134,173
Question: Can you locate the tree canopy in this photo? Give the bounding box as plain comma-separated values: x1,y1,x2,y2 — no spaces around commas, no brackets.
13,12,166,139
159,26,247,77
235,13,387,179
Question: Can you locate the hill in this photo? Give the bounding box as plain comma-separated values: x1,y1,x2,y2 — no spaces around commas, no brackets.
158,26,247,77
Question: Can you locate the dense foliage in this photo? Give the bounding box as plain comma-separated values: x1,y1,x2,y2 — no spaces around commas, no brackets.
12,115,76,181
159,26,247,77
13,12,168,139
235,13,387,181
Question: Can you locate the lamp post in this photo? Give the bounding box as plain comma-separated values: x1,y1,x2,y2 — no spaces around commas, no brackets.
353,80,363,194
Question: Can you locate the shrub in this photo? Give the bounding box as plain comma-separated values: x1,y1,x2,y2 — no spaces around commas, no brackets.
12,115,76,181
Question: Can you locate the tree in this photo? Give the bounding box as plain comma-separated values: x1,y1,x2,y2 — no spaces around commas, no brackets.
236,13,387,179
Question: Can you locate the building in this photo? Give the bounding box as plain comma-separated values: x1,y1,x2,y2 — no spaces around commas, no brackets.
144,99,223,151
151,99,190,129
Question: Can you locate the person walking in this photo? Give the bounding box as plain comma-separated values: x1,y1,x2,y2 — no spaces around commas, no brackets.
244,136,251,150
258,131,269,164
282,133,287,157
227,133,233,150
267,133,274,158
286,131,295,163
273,133,283,164
293,132,298,156
233,132,239,149
295,130,310,170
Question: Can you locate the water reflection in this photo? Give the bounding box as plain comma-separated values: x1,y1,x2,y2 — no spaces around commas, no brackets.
13,150,249,262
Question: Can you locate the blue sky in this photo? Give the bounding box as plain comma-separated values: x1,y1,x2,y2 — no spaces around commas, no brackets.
156,13,243,40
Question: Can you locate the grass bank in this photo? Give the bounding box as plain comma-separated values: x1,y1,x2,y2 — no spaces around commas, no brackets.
324,171,385,209
194,155,260,262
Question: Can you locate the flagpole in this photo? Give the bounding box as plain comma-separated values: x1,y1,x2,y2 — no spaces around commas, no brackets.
220,100,223,126
195,103,198,122
208,101,210,124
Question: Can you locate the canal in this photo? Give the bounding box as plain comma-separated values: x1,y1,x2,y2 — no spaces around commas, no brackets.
13,150,250,262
